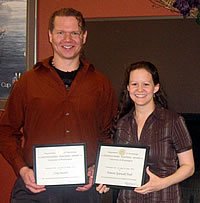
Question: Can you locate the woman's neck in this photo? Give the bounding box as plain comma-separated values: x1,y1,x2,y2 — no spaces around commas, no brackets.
134,103,155,120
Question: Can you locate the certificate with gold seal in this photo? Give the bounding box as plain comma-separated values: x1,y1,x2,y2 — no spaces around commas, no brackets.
94,144,149,188
33,143,87,186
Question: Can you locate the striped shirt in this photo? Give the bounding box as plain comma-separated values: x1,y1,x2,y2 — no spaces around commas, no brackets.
115,106,192,203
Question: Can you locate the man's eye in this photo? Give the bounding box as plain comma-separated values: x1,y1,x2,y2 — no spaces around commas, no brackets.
57,31,64,35
71,31,81,36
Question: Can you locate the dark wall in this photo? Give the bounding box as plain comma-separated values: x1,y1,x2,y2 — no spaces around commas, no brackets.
85,18,200,113
182,113,200,170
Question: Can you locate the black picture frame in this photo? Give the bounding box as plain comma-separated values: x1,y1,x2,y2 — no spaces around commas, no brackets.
94,143,149,189
33,143,87,187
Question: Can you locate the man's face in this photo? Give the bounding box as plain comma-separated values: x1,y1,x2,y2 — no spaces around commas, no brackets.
49,16,87,61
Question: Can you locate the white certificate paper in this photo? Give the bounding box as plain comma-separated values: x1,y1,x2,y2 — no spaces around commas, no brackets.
94,144,149,188
33,144,87,186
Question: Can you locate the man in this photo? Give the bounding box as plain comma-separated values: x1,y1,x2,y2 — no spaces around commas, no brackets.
0,8,117,202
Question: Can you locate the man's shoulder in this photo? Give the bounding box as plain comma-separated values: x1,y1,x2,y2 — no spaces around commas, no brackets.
22,57,52,77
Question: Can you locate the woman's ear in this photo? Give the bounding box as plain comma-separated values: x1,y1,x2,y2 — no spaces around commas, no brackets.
127,85,130,92
154,84,160,94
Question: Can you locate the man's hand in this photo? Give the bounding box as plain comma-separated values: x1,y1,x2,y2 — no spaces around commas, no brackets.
76,165,95,192
19,166,46,193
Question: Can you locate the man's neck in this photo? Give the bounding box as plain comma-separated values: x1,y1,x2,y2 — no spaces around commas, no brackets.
52,57,80,72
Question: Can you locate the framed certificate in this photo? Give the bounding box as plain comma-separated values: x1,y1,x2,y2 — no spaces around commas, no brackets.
94,144,149,188
33,143,87,186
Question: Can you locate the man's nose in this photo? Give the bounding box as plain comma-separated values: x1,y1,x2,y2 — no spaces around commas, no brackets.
63,32,72,40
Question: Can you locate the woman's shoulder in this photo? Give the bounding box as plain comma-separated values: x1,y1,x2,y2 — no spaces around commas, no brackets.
117,110,133,126
155,107,182,122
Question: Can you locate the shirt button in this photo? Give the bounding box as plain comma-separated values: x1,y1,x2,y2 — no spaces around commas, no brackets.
66,130,70,133
65,112,70,116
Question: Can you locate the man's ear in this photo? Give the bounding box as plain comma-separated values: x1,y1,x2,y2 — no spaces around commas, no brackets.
82,30,87,44
48,30,52,43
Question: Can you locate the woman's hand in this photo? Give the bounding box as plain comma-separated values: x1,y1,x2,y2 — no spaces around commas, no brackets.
135,149,194,195
134,167,166,194
96,184,110,194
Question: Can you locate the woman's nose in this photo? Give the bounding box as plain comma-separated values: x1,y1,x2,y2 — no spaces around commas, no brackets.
137,84,143,91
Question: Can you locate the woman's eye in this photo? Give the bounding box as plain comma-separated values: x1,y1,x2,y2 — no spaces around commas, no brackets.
131,83,137,86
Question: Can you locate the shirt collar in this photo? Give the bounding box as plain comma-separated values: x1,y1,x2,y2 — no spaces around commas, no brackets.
33,56,94,72
126,106,166,121
151,106,166,121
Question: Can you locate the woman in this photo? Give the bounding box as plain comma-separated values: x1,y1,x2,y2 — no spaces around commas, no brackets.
97,61,194,202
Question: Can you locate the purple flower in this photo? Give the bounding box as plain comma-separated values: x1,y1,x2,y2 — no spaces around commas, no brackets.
196,9,200,24
173,0,190,16
152,0,200,24
188,0,200,8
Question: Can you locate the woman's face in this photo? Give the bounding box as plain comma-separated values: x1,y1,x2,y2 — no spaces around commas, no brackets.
127,68,159,108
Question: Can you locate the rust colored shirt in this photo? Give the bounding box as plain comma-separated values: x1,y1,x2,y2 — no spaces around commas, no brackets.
0,57,118,175
115,107,192,203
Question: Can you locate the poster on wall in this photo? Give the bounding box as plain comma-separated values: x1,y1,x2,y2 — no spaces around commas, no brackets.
0,0,27,98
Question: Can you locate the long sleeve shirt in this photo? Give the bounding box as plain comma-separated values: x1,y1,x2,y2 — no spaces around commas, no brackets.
0,57,118,175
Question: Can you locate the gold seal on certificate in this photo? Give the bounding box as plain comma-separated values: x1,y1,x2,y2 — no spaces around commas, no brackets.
33,143,87,186
94,144,149,188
